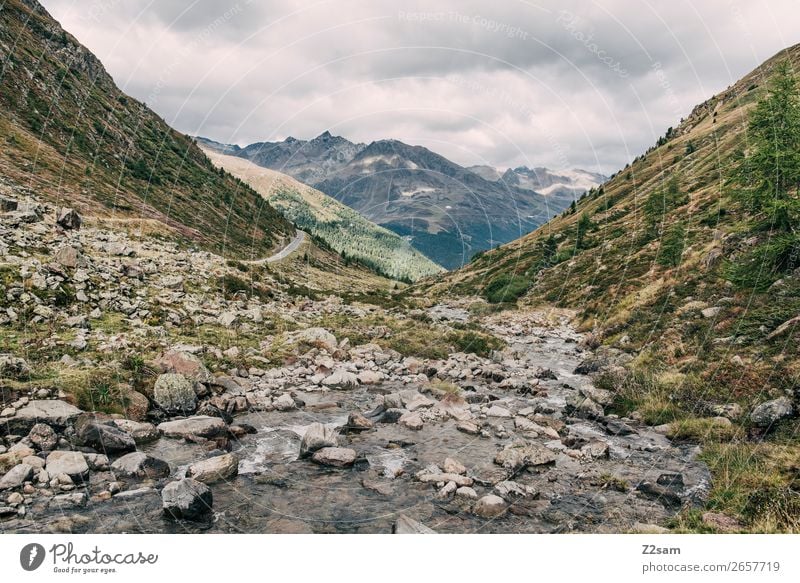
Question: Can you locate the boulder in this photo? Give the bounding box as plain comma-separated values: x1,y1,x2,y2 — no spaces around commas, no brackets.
111,452,170,479
344,412,374,432
52,246,85,269
398,411,423,430
311,447,357,468
111,419,160,444
299,423,338,458
153,374,197,415
321,369,359,389
473,494,506,518
186,453,238,484
6,400,82,434
157,416,226,439
357,370,383,385
494,442,558,472
272,393,296,411
0,463,34,490
28,423,58,451
153,351,212,383
74,415,136,454
56,208,82,230
45,451,89,481
121,388,150,421
750,397,794,427
161,478,213,520
292,327,338,353
0,354,31,379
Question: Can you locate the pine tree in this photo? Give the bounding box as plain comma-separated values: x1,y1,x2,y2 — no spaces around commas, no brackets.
576,213,592,249
732,60,800,232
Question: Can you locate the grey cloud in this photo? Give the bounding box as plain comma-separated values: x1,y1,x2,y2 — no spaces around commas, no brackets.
41,0,800,174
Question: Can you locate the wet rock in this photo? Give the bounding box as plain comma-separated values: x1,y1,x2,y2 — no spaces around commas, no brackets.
398,411,423,430
299,423,338,458
272,393,296,411
153,373,197,415
486,405,512,418
357,370,383,385
111,419,160,444
394,514,436,534
344,412,374,432
50,492,88,509
311,447,357,468
162,478,212,520
603,418,636,436
380,408,405,424
186,453,238,484
158,416,226,439
153,351,212,383
45,451,89,481
111,452,170,479
0,463,33,490
750,397,794,427
28,423,58,451
456,486,478,500
494,480,538,502
494,442,558,472
456,421,481,435
474,494,506,518
74,415,136,454
56,208,82,230
416,472,473,487
399,390,434,411
321,369,359,389
443,457,466,475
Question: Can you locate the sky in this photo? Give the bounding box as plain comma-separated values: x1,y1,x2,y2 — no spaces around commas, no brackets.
41,0,800,175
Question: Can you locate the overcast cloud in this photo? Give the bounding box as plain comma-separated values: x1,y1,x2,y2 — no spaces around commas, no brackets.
41,0,800,174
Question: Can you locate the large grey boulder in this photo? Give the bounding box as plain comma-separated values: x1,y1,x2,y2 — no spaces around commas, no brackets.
299,423,338,458
157,416,226,439
74,415,136,454
153,351,211,383
161,478,212,520
45,451,89,481
0,463,34,490
185,453,238,484
111,452,170,479
56,207,82,230
5,400,82,434
153,374,197,415
750,397,794,427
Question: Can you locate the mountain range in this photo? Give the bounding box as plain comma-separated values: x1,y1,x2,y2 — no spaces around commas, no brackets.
201,134,606,269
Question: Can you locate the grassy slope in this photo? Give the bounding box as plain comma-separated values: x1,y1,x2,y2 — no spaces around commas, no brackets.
203,149,444,282
421,43,800,532
0,0,292,259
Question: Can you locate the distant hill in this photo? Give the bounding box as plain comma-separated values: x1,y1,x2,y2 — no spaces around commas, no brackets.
201,146,444,282
211,133,574,268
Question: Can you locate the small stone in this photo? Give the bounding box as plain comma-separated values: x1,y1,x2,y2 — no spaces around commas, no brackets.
272,393,296,411
0,463,34,490
394,514,436,534
487,405,513,418
443,457,466,475
153,373,197,415
45,451,89,481
56,208,82,230
299,423,339,458
750,397,794,427
157,416,226,439
702,511,742,533
345,411,374,432
161,478,212,520
398,411,423,430
456,421,480,435
111,452,170,479
474,494,506,518
456,486,478,500
311,447,357,468
28,423,58,451
321,369,359,389
186,453,238,484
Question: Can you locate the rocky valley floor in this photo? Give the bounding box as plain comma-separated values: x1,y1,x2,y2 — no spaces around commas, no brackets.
1,194,711,533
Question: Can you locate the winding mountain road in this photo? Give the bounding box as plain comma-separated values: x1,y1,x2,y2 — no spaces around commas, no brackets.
247,230,306,265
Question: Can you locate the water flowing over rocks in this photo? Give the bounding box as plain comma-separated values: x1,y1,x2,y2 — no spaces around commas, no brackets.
0,197,713,533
